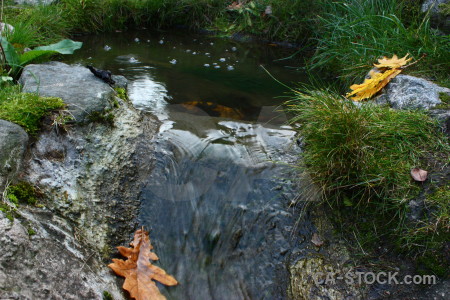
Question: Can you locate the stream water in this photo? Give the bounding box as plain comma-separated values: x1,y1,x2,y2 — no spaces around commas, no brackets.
66,30,314,300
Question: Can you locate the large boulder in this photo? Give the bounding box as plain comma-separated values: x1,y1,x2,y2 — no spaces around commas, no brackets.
376,75,450,110
0,209,123,299
19,62,115,123
422,0,450,34
0,120,28,193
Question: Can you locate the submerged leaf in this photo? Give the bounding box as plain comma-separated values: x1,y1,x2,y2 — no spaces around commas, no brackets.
109,229,178,300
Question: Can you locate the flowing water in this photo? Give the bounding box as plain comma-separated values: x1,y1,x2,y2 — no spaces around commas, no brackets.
66,30,314,300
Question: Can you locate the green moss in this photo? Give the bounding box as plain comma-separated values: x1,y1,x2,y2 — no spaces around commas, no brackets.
434,92,450,109
87,111,115,126
0,203,15,221
7,182,39,206
114,87,127,102
0,85,64,134
102,291,113,300
27,227,36,236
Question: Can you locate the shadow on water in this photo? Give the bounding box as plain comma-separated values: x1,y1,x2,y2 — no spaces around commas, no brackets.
65,30,315,299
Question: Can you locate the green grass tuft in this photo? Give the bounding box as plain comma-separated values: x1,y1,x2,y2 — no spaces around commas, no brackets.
286,88,449,271
308,0,450,88
0,85,64,134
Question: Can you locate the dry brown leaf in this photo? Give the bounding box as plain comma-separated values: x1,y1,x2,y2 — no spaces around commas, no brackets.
311,233,324,247
374,54,412,69
411,168,428,182
109,228,178,300
346,68,402,101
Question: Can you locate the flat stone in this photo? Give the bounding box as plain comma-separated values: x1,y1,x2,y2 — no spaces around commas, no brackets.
0,120,28,193
19,62,114,123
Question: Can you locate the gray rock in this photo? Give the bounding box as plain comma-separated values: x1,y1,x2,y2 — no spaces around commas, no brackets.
0,209,124,300
376,75,450,110
0,23,14,36
0,120,28,194
13,0,56,5
112,75,128,89
19,62,115,123
422,0,450,34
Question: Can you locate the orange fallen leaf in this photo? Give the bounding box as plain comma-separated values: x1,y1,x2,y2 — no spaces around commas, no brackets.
411,168,428,182
109,228,178,300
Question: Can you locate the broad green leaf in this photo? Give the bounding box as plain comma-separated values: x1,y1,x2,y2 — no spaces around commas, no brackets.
34,39,82,54
19,50,58,65
0,38,20,69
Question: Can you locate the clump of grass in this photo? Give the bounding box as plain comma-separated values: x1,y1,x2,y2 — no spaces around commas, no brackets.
0,85,64,134
309,0,449,87
286,88,449,268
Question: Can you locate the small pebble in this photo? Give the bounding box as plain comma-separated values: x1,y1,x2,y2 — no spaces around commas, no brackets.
232,47,237,51
205,52,210,56
227,65,234,71
192,52,197,55
159,40,164,44
104,45,111,51
134,38,140,42
169,59,177,64
219,58,226,62
186,49,191,53
204,64,210,67
212,62,217,65
214,65,221,69
210,42,214,45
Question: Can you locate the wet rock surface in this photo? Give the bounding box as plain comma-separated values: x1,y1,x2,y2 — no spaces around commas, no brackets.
1,63,159,299
0,210,123,300
0,120,28,193
19,62,114,123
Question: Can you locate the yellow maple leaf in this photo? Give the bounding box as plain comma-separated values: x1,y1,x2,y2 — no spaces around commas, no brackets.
346,68,402,101
374,54,412,69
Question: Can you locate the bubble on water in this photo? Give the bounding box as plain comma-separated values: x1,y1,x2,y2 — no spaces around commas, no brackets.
103,45,111,51
169,59,177,64
225,49,229,52
147,40,150,42
210,42,214,45
159,40,164,44
227,65,234,71
129,57,139,63
212,62,217,65
205,53,210,56
219,58,226,62
186,49,191,53
214,65,221,69
173,46,176,49
134,38,140,42
204,64,210,67
192,52,197,55
232,47,237,51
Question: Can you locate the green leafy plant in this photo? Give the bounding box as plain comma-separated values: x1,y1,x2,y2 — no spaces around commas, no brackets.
0,38,82,78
